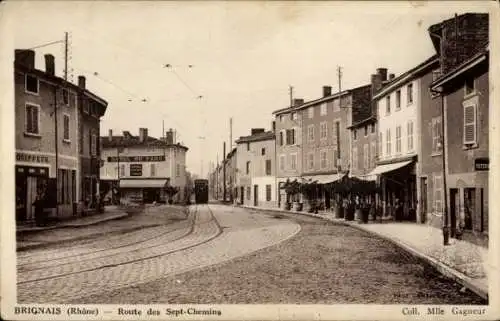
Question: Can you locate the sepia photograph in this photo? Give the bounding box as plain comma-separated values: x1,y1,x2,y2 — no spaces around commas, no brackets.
0,1,498,320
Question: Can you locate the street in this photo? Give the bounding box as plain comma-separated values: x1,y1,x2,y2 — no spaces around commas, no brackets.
17,204,485,304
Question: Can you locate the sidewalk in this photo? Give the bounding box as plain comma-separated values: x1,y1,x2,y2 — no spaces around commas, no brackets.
241,204,489,300
16,205,129,234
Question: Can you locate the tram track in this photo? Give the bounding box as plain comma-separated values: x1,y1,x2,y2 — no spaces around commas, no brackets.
17,204,223,285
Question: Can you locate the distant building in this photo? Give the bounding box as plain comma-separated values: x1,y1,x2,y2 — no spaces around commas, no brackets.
100,128,188,204
14,49,108,222
235,129,276,207
429,13,489,236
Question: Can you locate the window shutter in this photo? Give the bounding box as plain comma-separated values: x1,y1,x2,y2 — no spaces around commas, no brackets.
463,105,476,144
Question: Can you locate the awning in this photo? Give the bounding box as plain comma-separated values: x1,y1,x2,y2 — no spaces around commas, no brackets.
366,160,413,176
119,179,168,189
301,173,345,184
349,173,377,181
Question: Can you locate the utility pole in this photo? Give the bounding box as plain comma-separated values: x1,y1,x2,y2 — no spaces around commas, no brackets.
337,66,343,93
223,142,226,202
229,117,233,150
289,85,294,107
64,32,69,81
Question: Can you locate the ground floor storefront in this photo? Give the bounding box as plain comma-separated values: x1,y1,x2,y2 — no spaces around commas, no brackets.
119,178,169,204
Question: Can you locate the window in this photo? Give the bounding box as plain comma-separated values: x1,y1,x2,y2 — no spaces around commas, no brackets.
432,117,442,154
434,175,443,213
333,150,339,167
364,125,368,137
395,90,401,110
320,150,327,169
25,103,40,135
63,114,70,141
363,144,369,170
176,164,181,177
386,96,391,114
25,74,39,94
395,125,401,154
279,131,284,146
352,147,358,170
286,129,295,145
150,164,156,176
83,100,89,114
333,99,340,112
307,125,315,142
279,155,285,171
120,164,125,177
320,122,327,140
291,112,297,120
465,78,475,96
280,115,284,122
308,153,314,170
386,128,391,156
371,141,377,166
91,132,97,156
247,186,251,200
266,184,272,201
247,143,250,151
407,121,414,151
407,83,413,104
261,148,266,155
308,107,314,119
353,129,357,141
265,159,272,175
290,153,297,170
62,89,69,105
320,103,327,116
378,132,383,158
463,104,477,145
246,161,250,174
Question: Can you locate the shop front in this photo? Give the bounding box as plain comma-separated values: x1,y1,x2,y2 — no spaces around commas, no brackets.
119,178,169,204
16,165,49,222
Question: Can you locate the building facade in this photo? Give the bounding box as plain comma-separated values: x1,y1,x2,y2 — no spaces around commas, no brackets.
235,129,276,207
14,49,107,222
100,128,188,204
429,13,489,236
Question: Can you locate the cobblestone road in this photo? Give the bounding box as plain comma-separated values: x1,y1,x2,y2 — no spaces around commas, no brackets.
17,204,300,303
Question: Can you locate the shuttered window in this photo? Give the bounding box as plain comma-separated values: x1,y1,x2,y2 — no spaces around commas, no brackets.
266,185,272,201
407,121,414,151
386,129,391,156
463,104,477,145
265,159,272,175
396,125,402,153
63,114,70,140
432,117,442,153
279,155,285,171
320,122,327,140
434,175,443,213
25,103,40,134
320,150,327,169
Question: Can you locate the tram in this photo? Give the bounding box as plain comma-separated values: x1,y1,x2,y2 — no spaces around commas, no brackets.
194,179,209,204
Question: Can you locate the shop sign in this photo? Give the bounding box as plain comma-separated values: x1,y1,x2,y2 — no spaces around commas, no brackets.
130,164,143,176
16,152,49,163
107,155,165,162
474,158,489,171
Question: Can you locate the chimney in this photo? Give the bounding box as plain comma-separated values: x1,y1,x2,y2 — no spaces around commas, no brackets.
78,75,86,89
293,98,304,106
139,128,148,142
14,49,35,69
108,129,113,142
44,54,55,76
166,129,174,144
272,121,276,132
322,86,332,97
376,68,388,81
123,131,131,138
389,73,395,80
251,128,265,135
371,73,383,96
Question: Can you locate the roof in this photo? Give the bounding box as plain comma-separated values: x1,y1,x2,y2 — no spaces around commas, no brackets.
14,63,108,113
372,55,439,100
236,131,275,144
347,116,377,129
431,47,488,90
100,134,189,150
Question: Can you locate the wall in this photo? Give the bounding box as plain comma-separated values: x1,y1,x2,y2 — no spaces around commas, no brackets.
350,121,378,176
275,110,302,180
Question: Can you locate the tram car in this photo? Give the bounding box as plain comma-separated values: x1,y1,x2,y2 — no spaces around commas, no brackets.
194,179,209,204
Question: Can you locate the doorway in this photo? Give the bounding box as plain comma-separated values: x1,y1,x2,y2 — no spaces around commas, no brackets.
254,184,258,206
420,177,428,223
450,188,459,238
240,186,244,205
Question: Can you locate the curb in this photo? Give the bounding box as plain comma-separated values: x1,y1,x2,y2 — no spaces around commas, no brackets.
16,213,129,235
241,205,488,301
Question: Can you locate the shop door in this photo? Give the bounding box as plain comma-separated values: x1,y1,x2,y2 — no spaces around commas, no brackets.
463,188,475,231
254,185,258,206
16,174,27,221
240,187,244,204
450,188,459,238
420,177,428,223
26,176,38,221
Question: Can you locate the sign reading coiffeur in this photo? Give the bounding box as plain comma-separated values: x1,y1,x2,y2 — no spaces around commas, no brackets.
16,152,50,163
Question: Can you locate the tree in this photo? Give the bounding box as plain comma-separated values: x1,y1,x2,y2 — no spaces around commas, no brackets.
282,179,301,203
165,185,180,204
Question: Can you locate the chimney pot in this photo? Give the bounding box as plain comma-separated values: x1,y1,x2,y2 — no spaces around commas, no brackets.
376,68,388,81
322,86,332,97
389,73,395,80
293,98,304,106
108,129,113,142
15,49,35,69
78,76,86,89
44,54,55,76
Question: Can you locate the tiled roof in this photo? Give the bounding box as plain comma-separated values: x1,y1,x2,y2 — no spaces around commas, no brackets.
236,131,275,144
100,135,188,150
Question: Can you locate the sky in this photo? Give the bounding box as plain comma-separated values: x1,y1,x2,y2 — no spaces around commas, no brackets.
3,1,491,178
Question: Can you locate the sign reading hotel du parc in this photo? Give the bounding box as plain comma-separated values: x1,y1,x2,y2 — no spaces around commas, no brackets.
107,155,166,162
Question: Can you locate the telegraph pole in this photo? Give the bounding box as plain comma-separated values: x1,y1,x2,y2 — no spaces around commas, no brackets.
289,85,294,107
223,142,226,202
337,66,343,93
229,117,233,150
